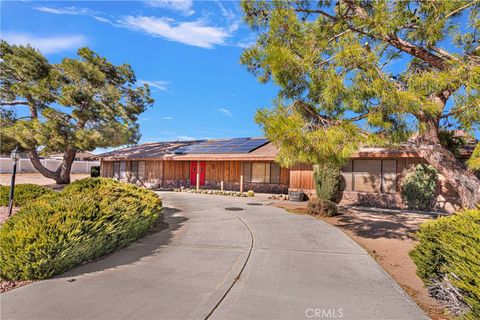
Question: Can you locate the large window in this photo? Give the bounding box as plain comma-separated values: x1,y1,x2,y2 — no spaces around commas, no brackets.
341,159,397,194
130,161,146,180
113,161,127,180
243,162,281,184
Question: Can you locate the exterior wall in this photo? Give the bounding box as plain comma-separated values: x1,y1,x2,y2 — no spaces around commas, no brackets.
100,159,288,193
288,157,461,212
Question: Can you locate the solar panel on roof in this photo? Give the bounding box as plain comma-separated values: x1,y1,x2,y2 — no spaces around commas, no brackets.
173,138,268,154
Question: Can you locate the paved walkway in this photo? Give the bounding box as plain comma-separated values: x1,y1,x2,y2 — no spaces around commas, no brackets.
1,192,426,319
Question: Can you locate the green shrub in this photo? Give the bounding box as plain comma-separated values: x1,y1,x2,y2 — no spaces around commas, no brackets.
309,163,341,216
401,164,438,211
0,178,161,280
0,184,55,207
247,190,255,197
313,163,342,203
410,209,480,319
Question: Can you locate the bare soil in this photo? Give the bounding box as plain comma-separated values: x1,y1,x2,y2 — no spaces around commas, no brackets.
272,202,449,320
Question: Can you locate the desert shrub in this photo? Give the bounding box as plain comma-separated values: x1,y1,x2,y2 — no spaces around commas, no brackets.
90,166,100,177
308,163,341,216
0,184,55,207
409,209,480,319
307,199,338,217
247,190,255,197
0,178,161,280
313,163,342,202
401,164,438,211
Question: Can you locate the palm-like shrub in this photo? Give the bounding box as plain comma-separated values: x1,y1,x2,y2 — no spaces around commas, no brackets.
0,178,161,280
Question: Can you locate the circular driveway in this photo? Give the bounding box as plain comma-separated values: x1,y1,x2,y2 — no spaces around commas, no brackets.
2,192,426,319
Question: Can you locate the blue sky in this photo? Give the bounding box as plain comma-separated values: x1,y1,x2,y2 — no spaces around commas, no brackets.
1,0,279,152
1,1,478,152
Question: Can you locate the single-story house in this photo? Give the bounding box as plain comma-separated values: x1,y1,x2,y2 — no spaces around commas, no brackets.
99,137,467,212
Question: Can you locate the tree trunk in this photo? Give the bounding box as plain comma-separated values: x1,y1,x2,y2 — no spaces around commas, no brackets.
417,143,480,209
28,149,76,184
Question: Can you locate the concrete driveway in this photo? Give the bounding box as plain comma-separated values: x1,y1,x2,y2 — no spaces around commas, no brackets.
1,192,426,320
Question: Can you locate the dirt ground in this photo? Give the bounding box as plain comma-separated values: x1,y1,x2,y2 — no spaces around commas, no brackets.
272,202,448,320
0,173,90,187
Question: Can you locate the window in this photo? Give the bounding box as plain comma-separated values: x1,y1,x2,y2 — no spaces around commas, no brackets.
341,159,397,194
119,161,126,179
251,163,270,183
113,161,120,179
243,162,280,184
130,161,146,180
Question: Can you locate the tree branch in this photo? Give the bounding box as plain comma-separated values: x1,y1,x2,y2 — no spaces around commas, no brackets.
445,2,478,19
0,100,29,106
441,104,476,119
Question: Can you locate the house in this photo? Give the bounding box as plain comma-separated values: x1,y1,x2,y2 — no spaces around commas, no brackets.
99,137,464,212
48,151,99,161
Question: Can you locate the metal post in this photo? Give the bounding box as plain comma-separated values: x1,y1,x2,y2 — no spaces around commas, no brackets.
240,175,244,194
7,159,18,216
221,181,224,191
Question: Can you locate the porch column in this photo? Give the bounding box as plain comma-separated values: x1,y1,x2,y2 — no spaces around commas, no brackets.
196,160,200,191
240,162,244,194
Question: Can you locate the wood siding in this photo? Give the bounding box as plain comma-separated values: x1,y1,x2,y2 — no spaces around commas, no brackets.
101,160,288,185
163,161,190,181
289,164,315,190
289,157,424,194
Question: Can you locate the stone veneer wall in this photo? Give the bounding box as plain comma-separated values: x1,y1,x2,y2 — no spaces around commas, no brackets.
297,188,460,213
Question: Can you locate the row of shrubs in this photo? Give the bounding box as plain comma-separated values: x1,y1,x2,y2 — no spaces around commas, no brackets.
174,187,255,197
0,178,161,280
410,208,480,319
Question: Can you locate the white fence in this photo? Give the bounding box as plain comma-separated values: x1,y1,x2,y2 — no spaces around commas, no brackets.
0,158,100,174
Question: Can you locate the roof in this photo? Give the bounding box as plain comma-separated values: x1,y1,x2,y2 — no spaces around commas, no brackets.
99,136,477,161
99,140,202,160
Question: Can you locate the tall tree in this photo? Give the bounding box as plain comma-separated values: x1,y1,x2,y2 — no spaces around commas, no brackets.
0,42,153,184
241,0,480,208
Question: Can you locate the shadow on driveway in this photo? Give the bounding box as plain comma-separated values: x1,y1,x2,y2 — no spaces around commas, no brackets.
331,208,435,240
55,206,188,278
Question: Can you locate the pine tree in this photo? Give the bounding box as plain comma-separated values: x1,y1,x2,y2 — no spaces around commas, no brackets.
241,0,480,208
0,42,153,183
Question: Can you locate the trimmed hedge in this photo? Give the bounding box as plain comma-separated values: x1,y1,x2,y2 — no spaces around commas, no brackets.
0,184,55,207
0,178,161,280
409,209,480,319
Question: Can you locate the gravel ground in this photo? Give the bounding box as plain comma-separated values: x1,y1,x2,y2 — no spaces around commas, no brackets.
0,173,89,187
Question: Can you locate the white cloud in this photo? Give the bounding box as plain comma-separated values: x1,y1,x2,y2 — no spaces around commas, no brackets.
35,6,93,15
138,79,170,92
214,0,240,32
146,0,195,16
217,108,233,117
1,33,87,54
119,15,230,48
161,116,173,120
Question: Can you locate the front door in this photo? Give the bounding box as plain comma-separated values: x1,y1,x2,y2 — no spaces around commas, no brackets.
190,161,206,186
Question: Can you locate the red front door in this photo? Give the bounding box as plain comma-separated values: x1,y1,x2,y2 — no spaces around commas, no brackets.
190,161,206,186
